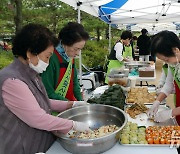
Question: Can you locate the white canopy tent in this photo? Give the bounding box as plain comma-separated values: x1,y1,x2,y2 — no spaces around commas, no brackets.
109,0,180,24
59,0,113,17
60,0,180,32
118,22,180,34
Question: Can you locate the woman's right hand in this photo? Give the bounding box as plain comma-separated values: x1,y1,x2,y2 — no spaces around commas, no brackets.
147,100,160,118
53,121,91,138
73,121,91,132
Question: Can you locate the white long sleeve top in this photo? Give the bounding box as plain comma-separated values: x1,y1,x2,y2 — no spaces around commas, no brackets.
114,42,124,62
161,67,176,95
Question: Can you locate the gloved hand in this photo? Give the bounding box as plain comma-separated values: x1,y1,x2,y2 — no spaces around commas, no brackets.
154,109,173,122
73,121,91,132
147,100,160,118
72,101,89,108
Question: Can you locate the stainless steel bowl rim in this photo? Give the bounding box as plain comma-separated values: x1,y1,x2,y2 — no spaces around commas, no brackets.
58,104,128,141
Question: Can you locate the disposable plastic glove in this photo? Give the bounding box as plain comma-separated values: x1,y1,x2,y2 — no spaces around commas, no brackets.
73,121,91,132
72,101,89,108
154,109,173,122
147,100,160,118
155,85,163,94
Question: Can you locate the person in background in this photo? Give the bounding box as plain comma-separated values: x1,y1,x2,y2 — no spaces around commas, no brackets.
137,28,151,61
147,31,180,126
41,22,89,111
132,35,138,60
0,24,91,154
105,30,134,84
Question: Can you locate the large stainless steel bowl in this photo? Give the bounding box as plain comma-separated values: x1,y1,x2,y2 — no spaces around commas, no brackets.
58,104,127,154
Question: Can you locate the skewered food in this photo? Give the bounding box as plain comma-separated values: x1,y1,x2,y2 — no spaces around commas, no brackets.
146,126,180,144
126,103,148,119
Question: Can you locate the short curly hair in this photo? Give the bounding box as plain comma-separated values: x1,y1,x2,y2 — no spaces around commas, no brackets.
121,30,132,40
58,22,89,46
12,23,58,59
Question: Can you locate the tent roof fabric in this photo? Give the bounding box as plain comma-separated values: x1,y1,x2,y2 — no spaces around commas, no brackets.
60,0,180,32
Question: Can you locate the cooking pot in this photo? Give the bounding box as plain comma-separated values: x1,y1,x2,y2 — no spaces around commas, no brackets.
58,104,127,154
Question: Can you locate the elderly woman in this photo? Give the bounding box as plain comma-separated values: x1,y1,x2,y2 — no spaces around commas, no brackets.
147,31,180,124
41,22,89,105
0,24,90,154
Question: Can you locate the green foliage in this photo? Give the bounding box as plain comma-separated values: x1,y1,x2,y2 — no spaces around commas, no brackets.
22,0,77,34
0,49,13,69
81,40,109,68
0,0,123,71
0,0,15,34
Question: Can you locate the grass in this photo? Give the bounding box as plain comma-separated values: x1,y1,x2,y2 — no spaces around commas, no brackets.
0,48,14,69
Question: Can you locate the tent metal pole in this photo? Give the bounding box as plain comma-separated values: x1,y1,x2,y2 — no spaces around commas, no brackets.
77,3,83,88
108,24,111,54
77,4,81,23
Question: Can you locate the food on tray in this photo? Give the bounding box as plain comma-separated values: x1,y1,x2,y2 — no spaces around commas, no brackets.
87,85,125,110
126,103,148,119
126,87,156,104
68,125,119,139
146,126,180,144
108,79,127,87
119,122,147,144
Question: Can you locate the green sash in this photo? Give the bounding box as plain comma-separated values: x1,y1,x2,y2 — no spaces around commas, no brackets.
170,66,180,106
162,64,168,76
55,59,73,97
170,66,180,89
52,59,72,116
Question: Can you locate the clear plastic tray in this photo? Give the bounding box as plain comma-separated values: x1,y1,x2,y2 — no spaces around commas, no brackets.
120,105,177,146
125,87,166,105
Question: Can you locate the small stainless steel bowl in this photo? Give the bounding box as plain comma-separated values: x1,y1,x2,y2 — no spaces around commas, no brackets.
58,104,127,154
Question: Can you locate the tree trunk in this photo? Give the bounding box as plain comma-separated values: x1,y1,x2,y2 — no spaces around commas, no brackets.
14,0,22,34
105,27,109,39
96,27,100,41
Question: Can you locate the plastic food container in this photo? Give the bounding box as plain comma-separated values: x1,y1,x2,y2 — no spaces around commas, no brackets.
108,74,128,87
139,67,154,77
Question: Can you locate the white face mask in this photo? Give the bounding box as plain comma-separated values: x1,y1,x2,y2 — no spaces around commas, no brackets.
168,56,179,67
29,56,49,73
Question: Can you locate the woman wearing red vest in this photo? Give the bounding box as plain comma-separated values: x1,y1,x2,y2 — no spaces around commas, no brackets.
147,31,180,125
41,22,89,105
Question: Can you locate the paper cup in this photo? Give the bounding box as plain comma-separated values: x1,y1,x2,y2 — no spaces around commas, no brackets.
130,78,136,87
